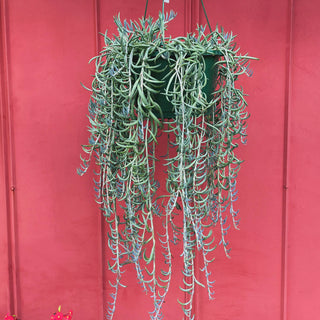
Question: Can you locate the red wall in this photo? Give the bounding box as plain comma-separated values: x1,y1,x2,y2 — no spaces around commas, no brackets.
287,0,320,318
1,0,320,319
0,0,104,319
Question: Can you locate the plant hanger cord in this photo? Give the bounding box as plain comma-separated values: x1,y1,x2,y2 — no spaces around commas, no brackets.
143,0,213,33
143,0,149,20
200,0,213,33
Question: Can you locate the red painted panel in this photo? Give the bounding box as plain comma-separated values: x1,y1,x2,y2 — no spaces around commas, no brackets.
196,0,290,319
287,0,320,318
4,0,103,319
0,0,16,314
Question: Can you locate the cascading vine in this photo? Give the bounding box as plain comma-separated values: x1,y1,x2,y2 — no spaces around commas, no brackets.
78,9,255,320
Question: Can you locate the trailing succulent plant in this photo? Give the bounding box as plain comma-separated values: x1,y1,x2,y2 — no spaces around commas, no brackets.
78,6,255,320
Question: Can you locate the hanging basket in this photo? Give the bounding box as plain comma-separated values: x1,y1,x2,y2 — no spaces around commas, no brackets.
78,0,256,318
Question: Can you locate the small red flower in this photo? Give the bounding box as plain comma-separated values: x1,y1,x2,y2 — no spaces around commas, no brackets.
4,314,16,320
63,311,73,320
51,306,73,320
55,312,64,320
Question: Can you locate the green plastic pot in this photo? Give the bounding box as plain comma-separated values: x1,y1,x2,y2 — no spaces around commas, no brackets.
138,51,222,119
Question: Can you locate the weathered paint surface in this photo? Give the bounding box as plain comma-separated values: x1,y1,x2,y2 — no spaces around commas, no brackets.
1,0,320,319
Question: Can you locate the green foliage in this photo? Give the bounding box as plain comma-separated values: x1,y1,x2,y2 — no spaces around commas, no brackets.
78,10,255,320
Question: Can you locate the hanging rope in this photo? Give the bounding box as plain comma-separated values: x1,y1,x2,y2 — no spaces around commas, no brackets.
144,0,149,20
200,0,213,33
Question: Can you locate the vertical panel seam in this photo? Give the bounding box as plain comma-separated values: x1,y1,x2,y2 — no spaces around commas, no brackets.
183,1,193,317
93,0,106,318
0,0,19,316
190,1,200,318
0,0,11,312
94,0,101,54
281,0,294,319
191,0,200,31
184,0,191,34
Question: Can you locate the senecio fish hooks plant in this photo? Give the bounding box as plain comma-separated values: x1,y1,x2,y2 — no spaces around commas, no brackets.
78,5,255,320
